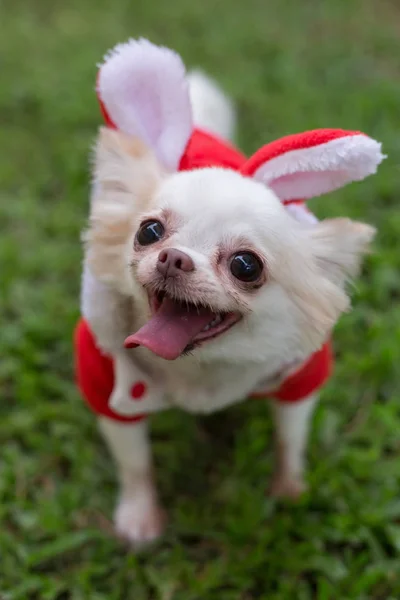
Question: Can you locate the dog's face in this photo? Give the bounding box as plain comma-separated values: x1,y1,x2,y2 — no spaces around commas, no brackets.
86,129,375,364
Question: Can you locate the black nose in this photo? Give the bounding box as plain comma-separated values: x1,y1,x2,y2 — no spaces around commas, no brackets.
157,248,195,278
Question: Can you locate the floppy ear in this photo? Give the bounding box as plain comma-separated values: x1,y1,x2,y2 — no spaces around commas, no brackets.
241,129,385,203
97,38,193,171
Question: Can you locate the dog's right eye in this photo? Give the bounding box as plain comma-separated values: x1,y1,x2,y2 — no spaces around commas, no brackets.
136,220,165,246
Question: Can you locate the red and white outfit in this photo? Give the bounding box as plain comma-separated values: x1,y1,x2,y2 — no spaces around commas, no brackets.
74,39,384,423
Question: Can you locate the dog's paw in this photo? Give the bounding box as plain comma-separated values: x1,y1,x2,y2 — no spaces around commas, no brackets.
269,475,307,500
115,497,166,548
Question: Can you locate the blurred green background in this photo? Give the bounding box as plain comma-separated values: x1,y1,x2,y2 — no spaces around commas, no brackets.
1,0,400,598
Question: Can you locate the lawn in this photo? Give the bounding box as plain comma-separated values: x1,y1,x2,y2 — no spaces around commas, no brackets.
1,0,400,597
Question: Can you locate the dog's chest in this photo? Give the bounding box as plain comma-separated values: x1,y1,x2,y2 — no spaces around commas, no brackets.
139,351,275,414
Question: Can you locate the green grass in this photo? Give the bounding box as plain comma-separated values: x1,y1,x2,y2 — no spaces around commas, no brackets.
1,0,400,597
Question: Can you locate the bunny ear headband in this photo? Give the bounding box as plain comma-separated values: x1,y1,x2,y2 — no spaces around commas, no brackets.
97,38,385,207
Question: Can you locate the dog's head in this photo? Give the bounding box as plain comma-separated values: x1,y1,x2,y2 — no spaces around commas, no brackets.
85,127,377,363
84,39,383,364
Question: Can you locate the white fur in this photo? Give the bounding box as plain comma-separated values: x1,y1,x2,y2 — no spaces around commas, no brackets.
253,135,385,202
82,40,379,546
269,394,318,497
98,417,152,469
99,418,165,545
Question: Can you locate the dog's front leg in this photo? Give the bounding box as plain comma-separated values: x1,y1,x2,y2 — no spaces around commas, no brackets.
98,417,166,547
269,394,318,499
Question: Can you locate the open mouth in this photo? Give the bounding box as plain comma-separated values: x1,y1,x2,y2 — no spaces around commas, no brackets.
124,290,241,360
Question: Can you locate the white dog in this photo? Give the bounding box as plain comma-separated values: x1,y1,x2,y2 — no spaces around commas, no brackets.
74,38,385,546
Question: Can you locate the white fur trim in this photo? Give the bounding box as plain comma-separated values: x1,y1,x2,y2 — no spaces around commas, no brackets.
253,135,386,201
98,38,193,171
109,351,168,417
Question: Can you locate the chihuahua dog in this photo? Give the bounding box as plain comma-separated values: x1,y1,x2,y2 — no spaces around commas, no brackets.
75,39,384,546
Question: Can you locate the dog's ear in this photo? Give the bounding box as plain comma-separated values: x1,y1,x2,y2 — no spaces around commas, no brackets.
85,128,165,289
309,217,376,286
97,38,193,172
93,126,164,203
241,129,385,204
281,217,376,350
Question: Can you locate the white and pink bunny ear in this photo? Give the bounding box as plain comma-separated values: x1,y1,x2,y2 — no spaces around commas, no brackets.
241,129,385,203
97,38,193,171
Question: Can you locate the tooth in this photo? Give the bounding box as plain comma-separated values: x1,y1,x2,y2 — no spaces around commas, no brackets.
201,315,223,333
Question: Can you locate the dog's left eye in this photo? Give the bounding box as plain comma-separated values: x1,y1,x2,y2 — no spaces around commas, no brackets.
136,220,165,246
230,252,263,282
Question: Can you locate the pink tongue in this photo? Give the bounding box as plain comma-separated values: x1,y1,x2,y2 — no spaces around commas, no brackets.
124,297,214,360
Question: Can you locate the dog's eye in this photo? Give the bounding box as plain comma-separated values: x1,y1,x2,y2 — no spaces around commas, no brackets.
230,252,263,282
136,220,165,246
